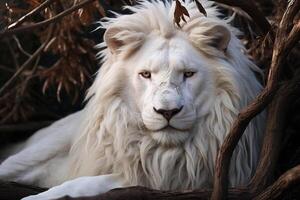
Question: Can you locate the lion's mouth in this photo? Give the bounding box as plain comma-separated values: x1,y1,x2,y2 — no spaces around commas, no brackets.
148,124,191,146
152,125,189,132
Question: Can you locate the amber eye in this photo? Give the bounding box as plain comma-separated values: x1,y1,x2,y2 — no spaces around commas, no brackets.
139,71,151,79
184,71,195,78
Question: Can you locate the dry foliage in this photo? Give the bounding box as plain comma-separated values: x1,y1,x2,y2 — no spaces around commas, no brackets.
174,0,206,27
0,0,106,123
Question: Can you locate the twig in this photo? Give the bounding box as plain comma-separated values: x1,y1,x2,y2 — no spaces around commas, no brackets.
253,165,300,200
266,0,300,83
213,0,271,35
287,20,300,51
0,0,97,38
5,39,20,69
13,36,31,57
7,0,55,29
0,24,54,97
210,1,300,200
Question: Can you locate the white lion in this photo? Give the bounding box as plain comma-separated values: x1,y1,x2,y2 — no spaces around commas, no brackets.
0,0,265,199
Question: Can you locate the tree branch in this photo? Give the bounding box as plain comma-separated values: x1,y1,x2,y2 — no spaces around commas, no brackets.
210,78,279,200
249,70,300,194
210,1,300,200
253,165,300,200
0,0,96,38
13,36,32,57
213,0,271,35
0,24,54,97
7,0,55,29
5,39,20,69
267,0,300,83
53,187,250,200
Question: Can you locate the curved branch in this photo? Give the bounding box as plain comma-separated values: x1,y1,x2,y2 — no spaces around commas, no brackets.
210,81,279,200
211,1,300,200
250,71,300,194
253,165,300,200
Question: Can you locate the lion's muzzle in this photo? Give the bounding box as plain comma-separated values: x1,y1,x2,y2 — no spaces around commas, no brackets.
153,106,183,121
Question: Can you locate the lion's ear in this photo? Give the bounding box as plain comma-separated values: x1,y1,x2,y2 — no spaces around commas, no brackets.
104,27,124,53
187,24,231,53
203,25,231,52
104,26,145,55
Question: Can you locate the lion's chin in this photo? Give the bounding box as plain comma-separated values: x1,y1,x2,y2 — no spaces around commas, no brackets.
150,127,190,146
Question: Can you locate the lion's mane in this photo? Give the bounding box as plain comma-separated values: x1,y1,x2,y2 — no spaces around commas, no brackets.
66,0,265,190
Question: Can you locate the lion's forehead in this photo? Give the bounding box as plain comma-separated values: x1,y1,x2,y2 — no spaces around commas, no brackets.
131,35,210,73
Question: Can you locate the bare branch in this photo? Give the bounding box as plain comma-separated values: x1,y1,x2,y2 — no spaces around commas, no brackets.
0,0,97,38
210,81,279,200
249,70,300,193
286,20,300,54
0,25,54,97
211,1,300,200
7,0,55,29
267,1,300,84
13,36,31,57
5,39,20,69
253,165,300,200
52,187,250,200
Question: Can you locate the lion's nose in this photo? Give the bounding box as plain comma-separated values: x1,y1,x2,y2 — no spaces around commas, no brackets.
153,106,183,121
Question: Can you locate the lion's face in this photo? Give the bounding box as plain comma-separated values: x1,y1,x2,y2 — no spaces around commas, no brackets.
122,34,217,145
102,5,233,145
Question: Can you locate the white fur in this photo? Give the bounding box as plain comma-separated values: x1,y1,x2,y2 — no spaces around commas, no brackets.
0,0,265,199
22,174,125,200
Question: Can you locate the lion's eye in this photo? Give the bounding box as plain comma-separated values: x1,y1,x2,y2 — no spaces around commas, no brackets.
184,71,195,78
139,71,151,79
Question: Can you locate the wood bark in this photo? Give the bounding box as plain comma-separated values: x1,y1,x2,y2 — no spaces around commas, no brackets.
250,72,300,194
253,165,300,200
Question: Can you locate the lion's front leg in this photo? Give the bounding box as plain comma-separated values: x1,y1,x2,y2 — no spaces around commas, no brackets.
22,174,127,200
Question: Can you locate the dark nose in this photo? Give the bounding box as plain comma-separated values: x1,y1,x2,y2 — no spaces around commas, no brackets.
153,106,183,121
